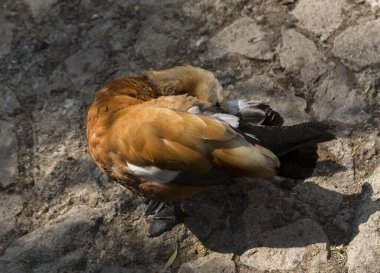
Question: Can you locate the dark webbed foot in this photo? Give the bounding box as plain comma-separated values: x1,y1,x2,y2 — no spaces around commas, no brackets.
146,200,186,237
144,199,165,216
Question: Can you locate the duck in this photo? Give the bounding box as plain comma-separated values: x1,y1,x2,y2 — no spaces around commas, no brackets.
87,65,334,236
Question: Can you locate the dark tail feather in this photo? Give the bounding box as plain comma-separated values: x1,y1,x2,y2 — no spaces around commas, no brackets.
239,122,335,179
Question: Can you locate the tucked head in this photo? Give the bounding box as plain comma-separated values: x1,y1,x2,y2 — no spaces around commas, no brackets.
146,65,226,107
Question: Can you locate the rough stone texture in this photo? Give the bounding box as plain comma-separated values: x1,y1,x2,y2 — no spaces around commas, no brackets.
0,17,15,59
24,0,59,18
0,121,18,189
346,166,380,273
64,47,106,86
0,85,20,117
0,194,23,254
207,17,274,60
178,253,236,273
279,29,328,84
312,66,370,123
366,0,380,11
134,11,184,65
311,138,356,195
240,219,328,272
0,1,379,273
333,19,380,70
291,0,345,39
0,205,102,273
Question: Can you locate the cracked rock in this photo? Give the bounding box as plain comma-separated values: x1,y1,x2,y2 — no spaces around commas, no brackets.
0,17,15,58
134,12,183,65
206,17,274,60
332,19,380,70
346,167,380,273
0,84,20,117
64,47,106,86
178,253,236,273
311,138,356,194
0,194,23,254
240,219,328,272
365,0,380,12
291,0,345,39
279,29,328,84
0,121,18,189
24,0,59,18
312,66,370,123
0,205,102,273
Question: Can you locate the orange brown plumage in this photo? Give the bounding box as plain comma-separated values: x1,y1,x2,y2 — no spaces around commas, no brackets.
87,65,334,205
87,66,283,202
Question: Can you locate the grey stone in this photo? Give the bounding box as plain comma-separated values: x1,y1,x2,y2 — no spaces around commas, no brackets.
100,264,149,273
24,0,59,18
32,249,86,273
368,165,380,199
0,121,18,189
64,47,106,86
346,166,380,273
0,205,102,272
134,33,178,63
178,253,236,273
332,19,380,70
354,165,380,226
366,0,380,11
291,0,345,38
0,194,23,254
0,17,15,58
0,85,20,116
206,17,274,60
279,29,328,84
134,12,183,65
293,181,343,218
347,212,380,273
312,66,370,123
310,138,356,195
240,219,328,272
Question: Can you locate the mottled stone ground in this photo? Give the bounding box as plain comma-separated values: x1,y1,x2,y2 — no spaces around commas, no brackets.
0,0,379,272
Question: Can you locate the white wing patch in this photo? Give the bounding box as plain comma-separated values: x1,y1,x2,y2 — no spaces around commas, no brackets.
227,100,250,115
126,162,180,183
211,113,240,128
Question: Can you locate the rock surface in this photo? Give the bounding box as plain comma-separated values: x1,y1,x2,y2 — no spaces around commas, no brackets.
279,29,328,84
0,85,21,117
207,17,274,60
291,0,345,39
347,166,380,273
24,0,59,18
0,1,379,273
178,253,236,273
0,205,102,273
0,194,23,254
333,19,380,70
240,219,328,272
0,17,14,58
0,121,18,189
312,66,370,123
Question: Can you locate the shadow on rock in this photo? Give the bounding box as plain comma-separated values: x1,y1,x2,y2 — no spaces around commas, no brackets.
182,177,379,255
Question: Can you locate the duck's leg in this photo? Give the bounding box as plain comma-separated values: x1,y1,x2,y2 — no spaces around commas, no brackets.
147,200,186,237
144,199,165,216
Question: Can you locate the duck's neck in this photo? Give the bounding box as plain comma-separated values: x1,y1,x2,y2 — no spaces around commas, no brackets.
146,65,224,105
